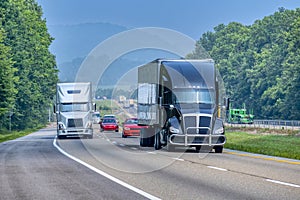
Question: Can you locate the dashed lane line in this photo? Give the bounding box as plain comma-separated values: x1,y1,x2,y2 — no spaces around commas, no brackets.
266,179,300,188
207,166,228,171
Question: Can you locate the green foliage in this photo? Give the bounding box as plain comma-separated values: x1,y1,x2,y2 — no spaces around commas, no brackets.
0,0,58,130
191,8,300,120
0,28,18,126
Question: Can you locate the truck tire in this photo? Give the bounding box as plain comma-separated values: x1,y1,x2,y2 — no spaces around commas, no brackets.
166,142,175,152
214,146,223,153
140,128,155,147
57,135,65,139
195,146,201,153
140,128,149,147
154,131,162,150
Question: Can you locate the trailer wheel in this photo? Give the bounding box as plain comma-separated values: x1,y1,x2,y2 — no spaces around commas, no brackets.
154,131,162,150
195,146,201,153
140,128,149,147
214,146,223,153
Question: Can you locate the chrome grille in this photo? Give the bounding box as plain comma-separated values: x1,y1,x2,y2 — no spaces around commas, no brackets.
183,115,211,134
68,118,83,128
199,116,211,134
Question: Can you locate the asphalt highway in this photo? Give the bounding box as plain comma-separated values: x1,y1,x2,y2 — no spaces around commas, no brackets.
1,126,300,200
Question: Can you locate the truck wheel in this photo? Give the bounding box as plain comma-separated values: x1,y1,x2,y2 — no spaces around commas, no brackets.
195,146,201,153
140,128,148,147
167,142,175,152
154,131,162,150
214,146,223,153
122,132,127,138
57,135,65,139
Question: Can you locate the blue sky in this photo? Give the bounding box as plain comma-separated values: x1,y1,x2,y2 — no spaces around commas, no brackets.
37,0,300,39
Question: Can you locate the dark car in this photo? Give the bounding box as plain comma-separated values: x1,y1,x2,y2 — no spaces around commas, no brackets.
100,118,119,132
121,118,146,138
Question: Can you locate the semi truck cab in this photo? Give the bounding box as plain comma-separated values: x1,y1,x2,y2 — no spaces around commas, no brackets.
137,59,226,152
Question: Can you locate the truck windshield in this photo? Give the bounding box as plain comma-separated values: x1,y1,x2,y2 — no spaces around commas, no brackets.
173,88,215,104
61,103,89,112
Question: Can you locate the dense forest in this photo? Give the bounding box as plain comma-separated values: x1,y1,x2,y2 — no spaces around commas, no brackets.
189,8,300,120
0,0,58,131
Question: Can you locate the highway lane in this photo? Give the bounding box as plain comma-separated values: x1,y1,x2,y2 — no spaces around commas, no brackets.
0,127,152,200
1,126,300,199
57,129,300,200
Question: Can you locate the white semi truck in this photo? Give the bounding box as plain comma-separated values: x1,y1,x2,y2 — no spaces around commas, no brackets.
137,59,227,152
55,82,94,139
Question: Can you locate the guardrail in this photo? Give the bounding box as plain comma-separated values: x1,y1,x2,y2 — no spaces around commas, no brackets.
226,120,300,130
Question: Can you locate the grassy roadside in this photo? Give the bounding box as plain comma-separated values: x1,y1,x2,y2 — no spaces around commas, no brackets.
0,126,43,143
225,128,300,160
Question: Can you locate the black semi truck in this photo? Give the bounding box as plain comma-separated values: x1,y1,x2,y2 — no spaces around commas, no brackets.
137,59,226,153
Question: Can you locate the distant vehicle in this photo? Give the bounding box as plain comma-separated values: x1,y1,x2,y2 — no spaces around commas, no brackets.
119,95,126,103
129,99,135,107
55,82,94,139
228,104,254,124
92,111,101,124
100,118,119,132
102,114,117,120
123,100,130,108
122,118,146,138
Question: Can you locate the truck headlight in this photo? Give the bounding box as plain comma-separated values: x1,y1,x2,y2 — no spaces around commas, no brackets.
86,122,92,128
169,126,180,134
214,127,224,135
58,123,65,130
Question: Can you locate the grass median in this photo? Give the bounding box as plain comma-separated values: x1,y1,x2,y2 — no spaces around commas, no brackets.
224,128,300,160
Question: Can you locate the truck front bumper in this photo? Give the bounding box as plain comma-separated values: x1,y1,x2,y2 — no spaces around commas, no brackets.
169,133,226,146
57,128,93,137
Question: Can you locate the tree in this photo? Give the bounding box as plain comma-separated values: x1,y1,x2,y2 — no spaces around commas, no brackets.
1,0,58,130
192,8,300,120
0,29,18,130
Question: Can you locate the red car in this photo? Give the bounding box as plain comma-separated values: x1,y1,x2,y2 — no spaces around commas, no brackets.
100,118,119,132
122,118,146,138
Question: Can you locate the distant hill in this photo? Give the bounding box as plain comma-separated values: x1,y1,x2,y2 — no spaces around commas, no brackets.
49,23,180,84
48,22,128,64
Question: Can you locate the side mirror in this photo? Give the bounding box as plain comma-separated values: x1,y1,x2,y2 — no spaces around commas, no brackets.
224,97,230,111
159,97,162,107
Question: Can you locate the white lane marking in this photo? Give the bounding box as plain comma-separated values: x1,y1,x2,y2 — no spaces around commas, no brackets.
119,143,125,147
53,138,161,200
266,179,300,188
147,152,157,154
106,139,110,142
207,166,228,171
112,141,117,145
172,158,185,162
131,147,138,150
